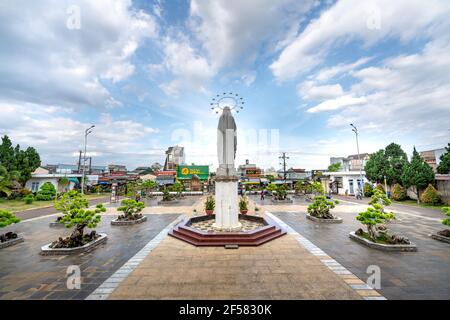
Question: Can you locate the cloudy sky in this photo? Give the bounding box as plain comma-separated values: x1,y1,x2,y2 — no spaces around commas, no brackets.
1,0,449,171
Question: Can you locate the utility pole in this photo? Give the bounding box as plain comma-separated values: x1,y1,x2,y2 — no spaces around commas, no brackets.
81,125,95,195
350,124,364,197
279,152,289,184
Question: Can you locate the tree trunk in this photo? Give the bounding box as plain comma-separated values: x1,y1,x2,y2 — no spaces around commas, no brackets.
416,186,420,204
69,223,86,247
367,224,378,242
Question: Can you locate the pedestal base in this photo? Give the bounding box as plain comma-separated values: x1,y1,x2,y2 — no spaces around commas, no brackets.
214,176,240,230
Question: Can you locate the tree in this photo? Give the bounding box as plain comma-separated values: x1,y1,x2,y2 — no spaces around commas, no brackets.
442,207,450,227
437,143,450,174
0,165,17,197
391,183,406,201
54,191,106,248
117,199,145,220
141,180,157,196
420,184,441,205
150,162,162,173
363,182,374,197
59,177,70,193
170,181,184,198
364,143,408,185
0,135,41,186
307,196,339,219
327,162,342,172
310,181,325,196
36,182,56,201
295,181,308,195
402,147,435,204
356,189,395,242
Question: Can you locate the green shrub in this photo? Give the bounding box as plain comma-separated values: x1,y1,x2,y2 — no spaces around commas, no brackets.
23,194,34,204
363,183,374,197
375,184,385,193
420,184,441,205
307,196,339,219
117,199,145,220
442,207,450,227
0,210,20,228
391,183,407,201
239,196,249,211
36,182,56,201
204,195,215,211
162,187,172,201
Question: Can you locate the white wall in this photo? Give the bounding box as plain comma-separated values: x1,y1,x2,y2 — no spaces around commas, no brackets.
25,177,59,192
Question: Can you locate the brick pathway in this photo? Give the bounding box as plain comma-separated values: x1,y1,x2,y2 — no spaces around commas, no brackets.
108,233,362,300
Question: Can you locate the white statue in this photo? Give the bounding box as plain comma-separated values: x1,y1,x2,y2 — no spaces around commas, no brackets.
217,106,237,177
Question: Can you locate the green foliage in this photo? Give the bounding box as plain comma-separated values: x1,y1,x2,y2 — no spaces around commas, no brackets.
401,147,435,202
170,181,184,197
118,199,145,218
275,184,288,200
363,182,374,197
442,207,450,227
391,183,407,201
0,210,20,228
310,181,325,195
266,183,277,192
23,194,34,204
59,177,70,192
375,183,385,193
58,197,105,229
162,187,172,201
327,162,342,172
0,135,41,186
437,143,450,174
420,184,441,205
356,189,395,241
54,190,89,214
204,195,215,211
141,180,157,193
36,182,56,201
294,181,307,195
0,165,17,197
307,196,339,219
239,196,249,211
364,143,408,185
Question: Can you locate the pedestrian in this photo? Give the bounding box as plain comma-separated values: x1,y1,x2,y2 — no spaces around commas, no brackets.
135,192,141,202
260,189,265,200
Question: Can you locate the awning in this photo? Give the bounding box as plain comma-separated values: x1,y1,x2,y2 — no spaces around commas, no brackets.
68,178,79,183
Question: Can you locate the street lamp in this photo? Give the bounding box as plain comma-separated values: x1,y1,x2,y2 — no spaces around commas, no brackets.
350,124,364,197
81,125,95,195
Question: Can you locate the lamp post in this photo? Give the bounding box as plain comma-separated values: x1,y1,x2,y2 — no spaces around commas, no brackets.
81,125,95,195
350,124,364,197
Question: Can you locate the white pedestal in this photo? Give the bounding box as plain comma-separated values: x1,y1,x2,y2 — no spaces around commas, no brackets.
213,178,241,231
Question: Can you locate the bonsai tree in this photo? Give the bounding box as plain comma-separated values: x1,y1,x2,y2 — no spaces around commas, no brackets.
356,189,395,242
239,196,249,214
391,183,406,201
142,180,157,197
52,191,106,248
307,196,339,219
294,181,307,196
310,181,325,197
204,195,215,214
0,210,21,242
402,147,435,204
171,181,184,198
36,182,56,201
363,182,374,197
117,199,145,221
59,177,70,193
162,187,172,201
275,184,288,200
420,184,442,205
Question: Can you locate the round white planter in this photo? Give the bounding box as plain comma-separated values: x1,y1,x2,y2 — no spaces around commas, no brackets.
306,214,343,224
40,233,107,255
111,215,147,226
349,231,417,252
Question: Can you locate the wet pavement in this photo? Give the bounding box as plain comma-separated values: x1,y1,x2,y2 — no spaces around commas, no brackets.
0,213,179,300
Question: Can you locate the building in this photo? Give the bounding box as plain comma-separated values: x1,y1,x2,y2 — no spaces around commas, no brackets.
164,146,185,171
176,165,209,191
419,148,446,172
25,167,81,193
328,154,369,195
108,164,127,173
44,163,107,175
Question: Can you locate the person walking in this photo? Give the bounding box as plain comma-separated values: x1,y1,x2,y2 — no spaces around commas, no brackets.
260,189,265,201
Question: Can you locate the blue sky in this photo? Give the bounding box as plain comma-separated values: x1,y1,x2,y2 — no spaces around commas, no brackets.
1,0,449,170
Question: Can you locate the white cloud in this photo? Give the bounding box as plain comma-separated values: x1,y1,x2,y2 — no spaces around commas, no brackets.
298,82,344,100
0,0,158,109
307,95,367,113
270,0,450,81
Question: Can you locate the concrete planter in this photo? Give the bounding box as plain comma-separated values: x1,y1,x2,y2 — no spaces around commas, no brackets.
41,233,107,255
430,233,450,244
271,198,293,204
111,215,147,226
349,231,417,252
0,235,24,249
306,214,343,224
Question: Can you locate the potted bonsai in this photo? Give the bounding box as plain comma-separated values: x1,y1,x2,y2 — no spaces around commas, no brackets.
350,189,416,251
41,191,107,255
431,207,450,243
50,190,85,227
239,196,249,214
112,199,146,225
0,210,23,249
307,196,341,223
204,195,215,215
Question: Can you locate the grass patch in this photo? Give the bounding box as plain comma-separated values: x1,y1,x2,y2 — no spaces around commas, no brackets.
0,193,109,213
392,199,447,210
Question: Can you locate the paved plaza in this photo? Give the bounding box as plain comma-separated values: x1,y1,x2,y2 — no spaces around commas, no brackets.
0,195,449,300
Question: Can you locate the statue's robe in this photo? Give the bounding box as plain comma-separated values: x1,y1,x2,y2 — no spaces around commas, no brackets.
217,107,237,177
